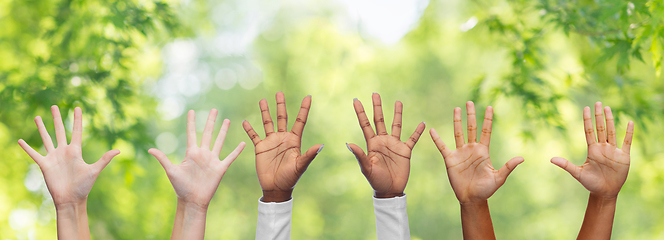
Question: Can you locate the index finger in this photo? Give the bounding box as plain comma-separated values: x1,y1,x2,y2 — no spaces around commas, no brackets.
583,106,597,145
34,116,55,153
290,95,312,138
353,98,376,140
453,107,465,148
242,120,262,146
622,121,634,153
430,128,452,159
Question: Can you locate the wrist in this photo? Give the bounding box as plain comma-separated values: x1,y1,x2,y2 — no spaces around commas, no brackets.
54,198,88,213
374,191,405,198
54,199,88,226
262,189,293,202
459,199,489,207
177,199,208,216
589,193,618,205
177,199,210,213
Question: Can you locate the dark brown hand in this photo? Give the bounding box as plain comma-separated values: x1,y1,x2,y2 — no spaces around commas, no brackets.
243,92,323,202
347,93,425,198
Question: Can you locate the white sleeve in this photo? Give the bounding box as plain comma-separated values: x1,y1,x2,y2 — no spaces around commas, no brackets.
255,198,293,240
373,194,411,240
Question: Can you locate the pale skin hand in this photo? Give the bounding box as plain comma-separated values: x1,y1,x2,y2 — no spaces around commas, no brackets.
242,92,323,202
149,109,245,240
346,93,425,198
430,101,523,240
550,102,634,240
18,106,120,240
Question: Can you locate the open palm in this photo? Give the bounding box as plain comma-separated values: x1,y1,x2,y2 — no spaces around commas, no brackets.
430,102,524,204
347,93,425,198
18,106,120,207
149,109,245,207
243,92,323,201
551,102,633,198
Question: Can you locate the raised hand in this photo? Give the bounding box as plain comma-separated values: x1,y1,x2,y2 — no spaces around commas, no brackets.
148,109,245,240
430,101,523,204
242,92,323,202
551,102,634,240
346,93,426,198
149,109,245,207
18,106,120,240
551,102,633,198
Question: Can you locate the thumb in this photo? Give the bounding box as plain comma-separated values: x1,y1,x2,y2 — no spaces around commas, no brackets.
92,149,120,175
346,143,370,174
297,144,324,171
551,157,581,180
496,156,524,185
148,148,174,173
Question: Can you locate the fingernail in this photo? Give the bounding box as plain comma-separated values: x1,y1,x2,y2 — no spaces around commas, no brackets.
353,98,358,102
346,143,354,154
307,95,312,97
422,121,426,124
373,92,377,94
316,145,325,154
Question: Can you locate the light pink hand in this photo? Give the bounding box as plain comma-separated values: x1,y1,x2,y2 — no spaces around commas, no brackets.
149,109,245,208
18,106,120,207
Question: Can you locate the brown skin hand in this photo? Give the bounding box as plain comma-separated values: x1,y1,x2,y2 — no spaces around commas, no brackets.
243,92,323,202
347,93,425,198
551,102,634,240
430,101,524,240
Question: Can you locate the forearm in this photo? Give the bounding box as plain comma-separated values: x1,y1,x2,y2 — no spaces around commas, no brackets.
171,200,208,240
577,194,617,240
460,200,496,240
55,200,90,240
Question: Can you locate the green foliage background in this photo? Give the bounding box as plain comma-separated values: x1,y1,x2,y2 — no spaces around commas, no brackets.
1,0,663,239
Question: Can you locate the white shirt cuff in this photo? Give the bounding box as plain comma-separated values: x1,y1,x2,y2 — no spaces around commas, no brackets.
373,194,410,240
